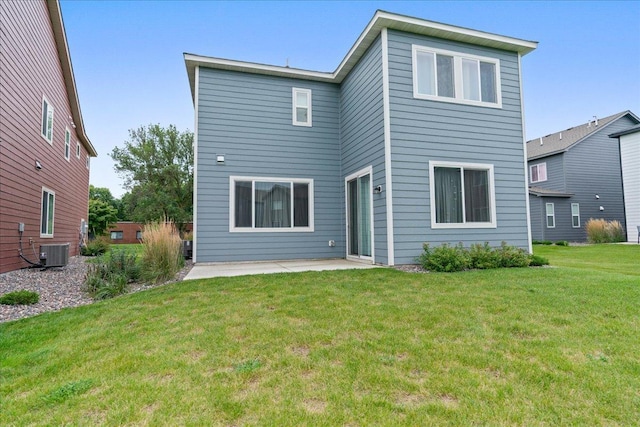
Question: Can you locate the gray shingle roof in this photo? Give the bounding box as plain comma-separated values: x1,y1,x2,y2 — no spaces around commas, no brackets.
528,186,573,198
526,111,636,160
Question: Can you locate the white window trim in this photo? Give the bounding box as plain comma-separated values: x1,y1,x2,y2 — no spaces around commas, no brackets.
41,96,54,144
429,160,497,229
86,155,90,170
76,142,81,158
64,128,71,161
571,203,580,228
546,203,556,228
412,45,502,109
229,176,314,233
40,187,55,238
530,162,547,184
292,88,312,127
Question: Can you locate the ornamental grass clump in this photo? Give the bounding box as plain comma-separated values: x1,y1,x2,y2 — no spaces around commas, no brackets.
141,220,183,283
84,249,139,300
585,218,625,243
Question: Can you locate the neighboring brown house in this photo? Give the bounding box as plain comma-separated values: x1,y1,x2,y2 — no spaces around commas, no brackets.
0,0,97,273
107,222,193,244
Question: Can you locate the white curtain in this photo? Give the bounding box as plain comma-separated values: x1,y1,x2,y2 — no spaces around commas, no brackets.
462,58,480,101
255,182,291,228
416,51,435,96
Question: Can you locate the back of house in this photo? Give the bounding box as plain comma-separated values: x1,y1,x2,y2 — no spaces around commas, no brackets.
0,0,96,273
185,10,537,265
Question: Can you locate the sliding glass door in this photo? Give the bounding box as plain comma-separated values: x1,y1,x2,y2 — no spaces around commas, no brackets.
347,170,372,259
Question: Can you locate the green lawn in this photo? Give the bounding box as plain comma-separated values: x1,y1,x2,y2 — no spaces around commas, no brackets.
1,245,639,425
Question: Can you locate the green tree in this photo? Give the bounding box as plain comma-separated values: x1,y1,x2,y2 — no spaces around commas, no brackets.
89,185,128,221
110,124,193,232
88,199,119,237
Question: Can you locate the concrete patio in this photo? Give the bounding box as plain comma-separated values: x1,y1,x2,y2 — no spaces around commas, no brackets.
184,259,378,280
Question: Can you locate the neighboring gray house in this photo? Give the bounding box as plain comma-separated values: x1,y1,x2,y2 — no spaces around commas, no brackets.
527,111,640,242
185,10,537,266
609,124,640,242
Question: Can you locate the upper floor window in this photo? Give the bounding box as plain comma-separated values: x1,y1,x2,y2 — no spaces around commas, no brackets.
530,163,547,183
41,187,55,237
429,161,496,229
412,45,501,108
292,88,312,127
64,128,71,160
76,142,81,158
41,97,54,143
230,176,314,232
86,155,90,170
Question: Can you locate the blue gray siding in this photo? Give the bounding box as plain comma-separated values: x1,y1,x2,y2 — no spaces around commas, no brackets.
529,196,578,241
196,68,343,262
386,30,530,264
529,153,565,191
563,116,635,238
339,36,387,264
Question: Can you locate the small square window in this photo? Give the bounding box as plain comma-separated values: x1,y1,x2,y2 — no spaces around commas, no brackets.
530,163,547,183
110,231,123,240
136,230,143,240
292,88,312,127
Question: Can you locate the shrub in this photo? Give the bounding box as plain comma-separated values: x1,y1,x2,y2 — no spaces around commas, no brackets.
529,255,550,267
83,250,139,300
417,243,471,272
141,220,184,283
418,242,545,272
586,219,626,243
497,242,531,268
81,237,110,256
554,240,569,246
469,242,502,269
0,290,39,305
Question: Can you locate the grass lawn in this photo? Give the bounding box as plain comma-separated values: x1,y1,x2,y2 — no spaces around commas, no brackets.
1,245,639,425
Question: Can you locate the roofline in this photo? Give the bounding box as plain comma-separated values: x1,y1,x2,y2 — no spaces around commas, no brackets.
527,110,640,160
46,0,97,157
609,124,640,138
528,188,573,198
185,9,538,102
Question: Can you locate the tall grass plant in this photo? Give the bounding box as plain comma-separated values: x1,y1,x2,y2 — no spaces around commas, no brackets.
585,218,625,243
141,220,184,283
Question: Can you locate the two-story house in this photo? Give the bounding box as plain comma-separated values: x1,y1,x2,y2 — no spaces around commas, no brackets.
526,111,639,242
185,10,537,266
0,0,97,273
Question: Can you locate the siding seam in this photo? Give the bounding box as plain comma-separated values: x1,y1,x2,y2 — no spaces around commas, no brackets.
381,28,395,266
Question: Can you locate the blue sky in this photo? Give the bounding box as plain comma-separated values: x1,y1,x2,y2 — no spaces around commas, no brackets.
60,1,640,198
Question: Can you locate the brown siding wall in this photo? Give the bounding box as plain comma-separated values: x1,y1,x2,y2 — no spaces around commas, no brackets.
0,0,90,273
107,222,194,245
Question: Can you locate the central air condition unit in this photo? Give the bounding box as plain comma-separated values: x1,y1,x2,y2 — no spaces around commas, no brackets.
39,243,70,267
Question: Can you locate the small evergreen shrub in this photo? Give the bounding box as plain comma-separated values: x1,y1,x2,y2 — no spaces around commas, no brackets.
81,237,110,256
529,255,550,266
417,243,471,272
554,240,569,246
141,220,184,283
0,290,39,305
586,219,626,243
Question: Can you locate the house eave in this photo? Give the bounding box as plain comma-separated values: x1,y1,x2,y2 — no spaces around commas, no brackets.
185,9,538,103
46,0,97,157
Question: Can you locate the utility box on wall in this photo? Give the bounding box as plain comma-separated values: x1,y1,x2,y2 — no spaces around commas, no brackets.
39,243,70,267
